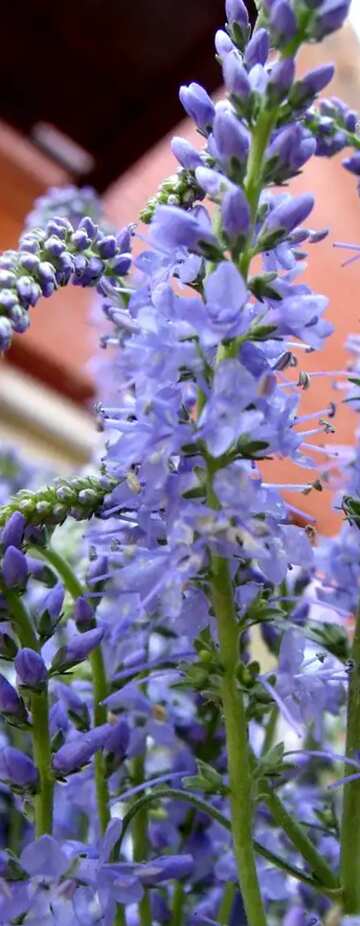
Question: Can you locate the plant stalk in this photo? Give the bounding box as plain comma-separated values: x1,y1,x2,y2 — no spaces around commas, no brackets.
341,607,360,913
132,755,152,926
32,544,111,833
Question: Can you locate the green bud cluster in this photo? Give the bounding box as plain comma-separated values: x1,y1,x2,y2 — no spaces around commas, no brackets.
139,169,204,223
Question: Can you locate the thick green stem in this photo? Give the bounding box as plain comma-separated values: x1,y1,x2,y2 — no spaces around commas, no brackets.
263,787,339,890
32,545,110,834
341,609,360,913
210,552,266,926
132,756,152,926
31,689,53,835
240,108,277,278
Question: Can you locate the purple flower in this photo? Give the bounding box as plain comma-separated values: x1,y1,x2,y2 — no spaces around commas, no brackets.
311,0,351,40
222,188,250,240
222,51,251,98
1,511,26,549
2,545,28,587
270,0,298,46
0,673,28,723
36,581,64,638
50,627,104,673
261,193,314,237
140,854,193,885
104,719,130,758
179,82,215,132
211,107,250,172
171,137,203,170
52,725,110,775
291,63,335,106
15,648,47,691
0,745,38,791
20,835,69,877
244,29,269,69
225,0,249,28
73,595,95,631
343,153,360,176
150,205,218,255
267,57,295,102
215,29,234,59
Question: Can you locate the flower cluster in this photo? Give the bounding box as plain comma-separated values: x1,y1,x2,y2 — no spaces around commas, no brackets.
1,1,360,925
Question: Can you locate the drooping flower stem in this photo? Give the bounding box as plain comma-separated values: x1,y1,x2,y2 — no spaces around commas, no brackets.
32,544,110,834
263,786,339,891
341,606,360,913
2,588,53,835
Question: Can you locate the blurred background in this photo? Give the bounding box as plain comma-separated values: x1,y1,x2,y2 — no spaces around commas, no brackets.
0,0,360,532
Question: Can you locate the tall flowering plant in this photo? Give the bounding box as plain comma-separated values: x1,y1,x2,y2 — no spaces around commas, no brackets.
1,0,360,923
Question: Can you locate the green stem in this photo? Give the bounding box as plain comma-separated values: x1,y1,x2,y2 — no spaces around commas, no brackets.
240,108,277,278
119,787,341,899
341,608,360,913
32,544,110,834
218,882,236,924
114,905,126,926
172,882,186,926
209,551,267,926
132,756,152,926
2,588,53,835
31,689,53,835
2,587,38,650
263,786,339,890
260,704,278,757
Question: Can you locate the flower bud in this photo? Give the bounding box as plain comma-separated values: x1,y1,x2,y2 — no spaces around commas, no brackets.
222,188,250,241
52,725,109,775
263,194,314,236
50,627,104,674
73,595,96,631
290,64,335,107
104,719,130,758
214,28,234,59
270,0,298,47
212,107,249,172
223,51,251,99
244,29,269,69
36,582,64,640
267,57,295,103
171,137,202,170
56,681,90,731
1,512,26,550
15,648,47,692
0,673,28,724
311,0,351,41
343,154,360,176
179,82,215,133
225,0,249,28
2,545,28,588
0,746,38,792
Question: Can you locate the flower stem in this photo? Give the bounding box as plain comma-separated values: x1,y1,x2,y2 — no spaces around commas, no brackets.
32,544,110,834
2,588,53,835
263,786,339,890
172,882,186,926
341,607,360,913
31,688,53,835
209,551,267,926
132,755,152,926
218,882,236,924
240,108,276,278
